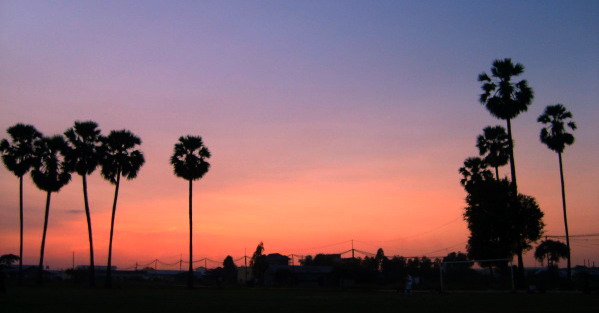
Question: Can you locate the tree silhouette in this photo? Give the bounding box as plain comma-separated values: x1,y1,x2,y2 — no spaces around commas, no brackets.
64,121,104,287
464,178,544,278
459,157,493,191
223,255,237,283
249,242,267,285
478,58,534,189
0,124,42,285
478,58,534,278
100,130,145,288
534,239,568,269
31,136,71,285
170,135,211,288
476,126,510,180
538,104,577,280
374,248,387,272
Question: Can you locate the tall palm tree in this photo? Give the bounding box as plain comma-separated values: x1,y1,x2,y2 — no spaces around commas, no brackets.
476,126,510,180
0,124,42,285
31,135,71,285
478,58,534,189
478,58,533,278
64,121,104,287
170,136,211,289
100,130,145,288
538,104,577,280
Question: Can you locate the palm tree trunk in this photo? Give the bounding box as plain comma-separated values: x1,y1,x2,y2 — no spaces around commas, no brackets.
188,179,194,289
18,175,23,286
558,152,571,280
106,170,121,289
494,166,499,180
506,119,525,283
506,119,518,191
82,174,95,287
37,191,51,285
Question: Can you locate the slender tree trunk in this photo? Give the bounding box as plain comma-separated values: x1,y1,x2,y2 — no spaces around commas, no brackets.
37,192,51,285
505,119,518,191
188,179,194,288
494,166,499,180
18,175,23,286
558,152,571,280
82,175,95,287
106,170,121,289
506,119,525,283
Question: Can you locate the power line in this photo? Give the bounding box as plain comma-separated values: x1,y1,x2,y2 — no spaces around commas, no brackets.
361,215,463,244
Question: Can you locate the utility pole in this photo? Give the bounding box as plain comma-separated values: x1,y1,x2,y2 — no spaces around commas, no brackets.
351,239,355,259
244,248,248,282
179,253,182,272
72,251,75,269
204,258,207,270
135,262,138,271
291,254,295,266
154,259,158,271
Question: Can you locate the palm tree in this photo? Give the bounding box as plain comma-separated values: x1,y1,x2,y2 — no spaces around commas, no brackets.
459,157,493,189
31,135,71,285
170,135,211,288
64,121,104,287
478,58,534,278
476,126,510,180
0,124,42,285
478,58,534,189
538,104,577,280
100,130,145,288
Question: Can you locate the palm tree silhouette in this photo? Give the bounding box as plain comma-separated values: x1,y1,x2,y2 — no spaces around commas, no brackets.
100,130,145,288
478,58,533,279
476,126,510,180
538,104,577,280
170,136,211,288
459,157,493,189
31,135,71,285
478,58,533,189
64,121,104,287
0,124,42,285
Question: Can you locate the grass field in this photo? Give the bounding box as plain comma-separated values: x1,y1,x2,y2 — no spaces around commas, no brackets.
2,283,598,313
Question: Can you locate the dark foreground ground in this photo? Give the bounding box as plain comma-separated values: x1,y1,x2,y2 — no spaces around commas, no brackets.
2,283,598,313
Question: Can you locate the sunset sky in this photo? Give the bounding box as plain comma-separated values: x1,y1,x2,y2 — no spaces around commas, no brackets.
1,0,598,270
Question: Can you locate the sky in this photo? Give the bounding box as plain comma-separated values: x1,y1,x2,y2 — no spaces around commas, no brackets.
1,0,598,270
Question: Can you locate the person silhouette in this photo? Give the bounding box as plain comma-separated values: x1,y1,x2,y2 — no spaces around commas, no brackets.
404,274,413,294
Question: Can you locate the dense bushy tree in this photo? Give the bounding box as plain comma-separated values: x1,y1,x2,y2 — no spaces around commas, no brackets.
223,255,237,283
534,240,568,269
464,178,544,275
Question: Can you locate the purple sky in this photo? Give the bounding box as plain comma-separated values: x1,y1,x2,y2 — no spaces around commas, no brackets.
1,0,598,268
